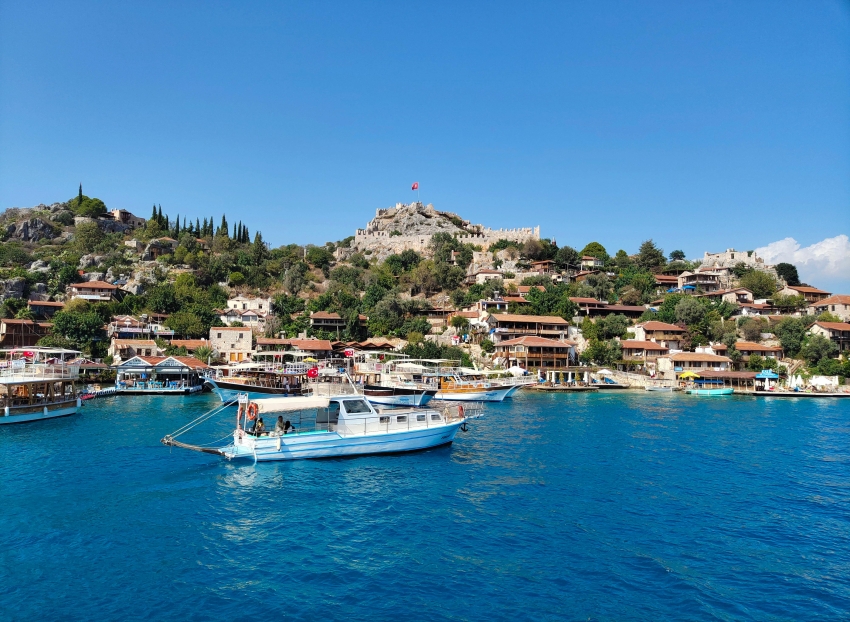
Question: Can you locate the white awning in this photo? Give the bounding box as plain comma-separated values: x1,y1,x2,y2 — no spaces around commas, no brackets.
253,396,330,413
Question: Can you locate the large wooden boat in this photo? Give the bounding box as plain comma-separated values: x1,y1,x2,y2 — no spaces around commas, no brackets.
0,348,82,425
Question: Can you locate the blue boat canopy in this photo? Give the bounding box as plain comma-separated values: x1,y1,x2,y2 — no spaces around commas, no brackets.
682,285,696,290
755,370,779,379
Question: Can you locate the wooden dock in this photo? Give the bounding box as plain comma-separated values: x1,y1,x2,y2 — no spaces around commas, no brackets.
528,385,599,393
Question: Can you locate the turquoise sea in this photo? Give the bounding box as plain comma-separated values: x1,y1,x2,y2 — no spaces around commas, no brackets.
2,391,849,620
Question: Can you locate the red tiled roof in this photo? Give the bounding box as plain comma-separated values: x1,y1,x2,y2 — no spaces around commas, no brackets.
813,321,850,332
786,285,831,295
639,321,686,332
669,352,732,363
604,305,646,312
489,314,570,324
517,285,544,293
257,338,290,345
170,339,209,350
213,326,252,331
112,339,157,347
288,339,333,351
496,336,576,347
733,341,783,352
28,300,65,307
570,297,602,304
619,340,669,350
71,281,119,289
812,295,850,306
311,311,342,320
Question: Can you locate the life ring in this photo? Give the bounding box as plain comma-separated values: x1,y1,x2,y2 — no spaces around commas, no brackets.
247,403,258,421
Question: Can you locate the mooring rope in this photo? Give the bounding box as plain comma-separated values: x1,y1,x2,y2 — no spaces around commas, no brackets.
167,402,233,440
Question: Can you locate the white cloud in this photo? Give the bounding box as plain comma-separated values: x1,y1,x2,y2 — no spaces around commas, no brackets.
755,235,850,287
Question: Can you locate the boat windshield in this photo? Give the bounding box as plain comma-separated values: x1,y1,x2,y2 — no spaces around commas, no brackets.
341,399,371,414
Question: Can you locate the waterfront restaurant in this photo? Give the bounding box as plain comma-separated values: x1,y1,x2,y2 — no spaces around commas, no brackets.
493,336,576,370
486,313,571,344
114,355,210,394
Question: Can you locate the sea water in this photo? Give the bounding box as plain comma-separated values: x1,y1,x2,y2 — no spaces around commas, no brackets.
1,391,849,620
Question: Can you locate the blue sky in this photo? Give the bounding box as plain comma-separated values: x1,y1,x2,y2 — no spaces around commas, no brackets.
1,1,849,289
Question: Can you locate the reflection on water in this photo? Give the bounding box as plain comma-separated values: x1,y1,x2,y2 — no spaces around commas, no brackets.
1,390,850,620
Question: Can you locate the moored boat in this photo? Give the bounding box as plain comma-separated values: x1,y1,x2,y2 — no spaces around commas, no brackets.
361,384,437,407
686,388,734,396
0,348,82,425
162,394,471,461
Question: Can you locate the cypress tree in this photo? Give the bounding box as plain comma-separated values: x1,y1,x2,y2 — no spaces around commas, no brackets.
220,215,228,237
174,213,180,237
157,205,163,226
243,225,250,244
151,204,158,222
78,184,83,205
195,218,200,237
233,222,237,239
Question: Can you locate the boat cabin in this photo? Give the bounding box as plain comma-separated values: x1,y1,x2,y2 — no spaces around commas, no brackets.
0,347,82,424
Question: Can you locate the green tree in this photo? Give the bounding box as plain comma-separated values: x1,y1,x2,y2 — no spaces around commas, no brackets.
67,190,107,217
555,246,580,271
739,271,778,299
635,239,666,271
74,221,104,253
450,315,470,331
305,246,334,271
596,314,630,339
773,317,807,357
228,271,246,286
800,334,837,365
51,310,106,352
775,262,800,286
675,296,706,326
669,249,686,261
580,242,609,262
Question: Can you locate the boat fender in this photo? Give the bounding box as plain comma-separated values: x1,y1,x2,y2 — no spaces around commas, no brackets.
277,437,282,451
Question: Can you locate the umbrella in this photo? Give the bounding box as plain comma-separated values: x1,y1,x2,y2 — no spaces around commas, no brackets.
304,357,317,362
596,369,613,375
679,371,700,379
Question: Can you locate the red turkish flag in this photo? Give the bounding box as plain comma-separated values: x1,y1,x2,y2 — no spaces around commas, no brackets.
411,182,419,190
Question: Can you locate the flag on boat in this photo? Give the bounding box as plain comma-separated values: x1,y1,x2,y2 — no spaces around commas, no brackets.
411,182,419,190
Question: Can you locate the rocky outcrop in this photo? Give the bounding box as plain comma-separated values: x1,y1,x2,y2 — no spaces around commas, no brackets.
28,260,50,273
78,254,106,269
0,278,26,302
5,218,58,242
74,216,131,234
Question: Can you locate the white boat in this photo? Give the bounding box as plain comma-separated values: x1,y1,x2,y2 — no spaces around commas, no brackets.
0,348,82,425
645,386,674,392
162,394,470,462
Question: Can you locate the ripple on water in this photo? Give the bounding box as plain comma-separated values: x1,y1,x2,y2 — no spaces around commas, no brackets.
1,392,850,620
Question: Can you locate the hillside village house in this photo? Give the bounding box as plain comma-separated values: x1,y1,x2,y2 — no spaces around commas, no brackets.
529,260,556,275
467,269,505,285
808,321,850,355
210,326,253,363
218,307,268,330
309,311,347,336
632,321,687,350
677,270,722,293
108,209,145,228
657,352,732,374
494,336,576,370
696,288,755,305
68,281,120,302
654,274,680,294
808,295,850,321
580,256,604,270
619,340,670,362
486,314,571,344
227,295,272,314
778,285,831,304
0,319,52,347
108,339,162,364
729,341,784,363
27,299,64,318
107,315,174,339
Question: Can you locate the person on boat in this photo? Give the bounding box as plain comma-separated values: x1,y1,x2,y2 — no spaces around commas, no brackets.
283,378,290,395
284,420,294,434
275,416,285,435
255,418,266,435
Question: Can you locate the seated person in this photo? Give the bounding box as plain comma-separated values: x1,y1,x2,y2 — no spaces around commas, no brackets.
275,416,285,435
255,418,266,435
284,420,295,434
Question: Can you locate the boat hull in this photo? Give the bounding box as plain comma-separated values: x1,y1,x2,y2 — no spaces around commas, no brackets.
205,378,297,403
645,386,674,392
0,399,80,425
686,388,734,396
435,386,514,402
223,422,463,461
362,385,437,407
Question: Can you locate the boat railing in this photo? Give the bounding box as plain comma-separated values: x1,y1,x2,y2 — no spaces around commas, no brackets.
0,363,80,381
332,409,456,436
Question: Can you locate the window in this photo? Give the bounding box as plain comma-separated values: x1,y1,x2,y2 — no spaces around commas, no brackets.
396,415,407,423
417,414,426,422
379,416,390,424
341,399,371,414
431,414,442,421
217,333,222,339
238,333,243,339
